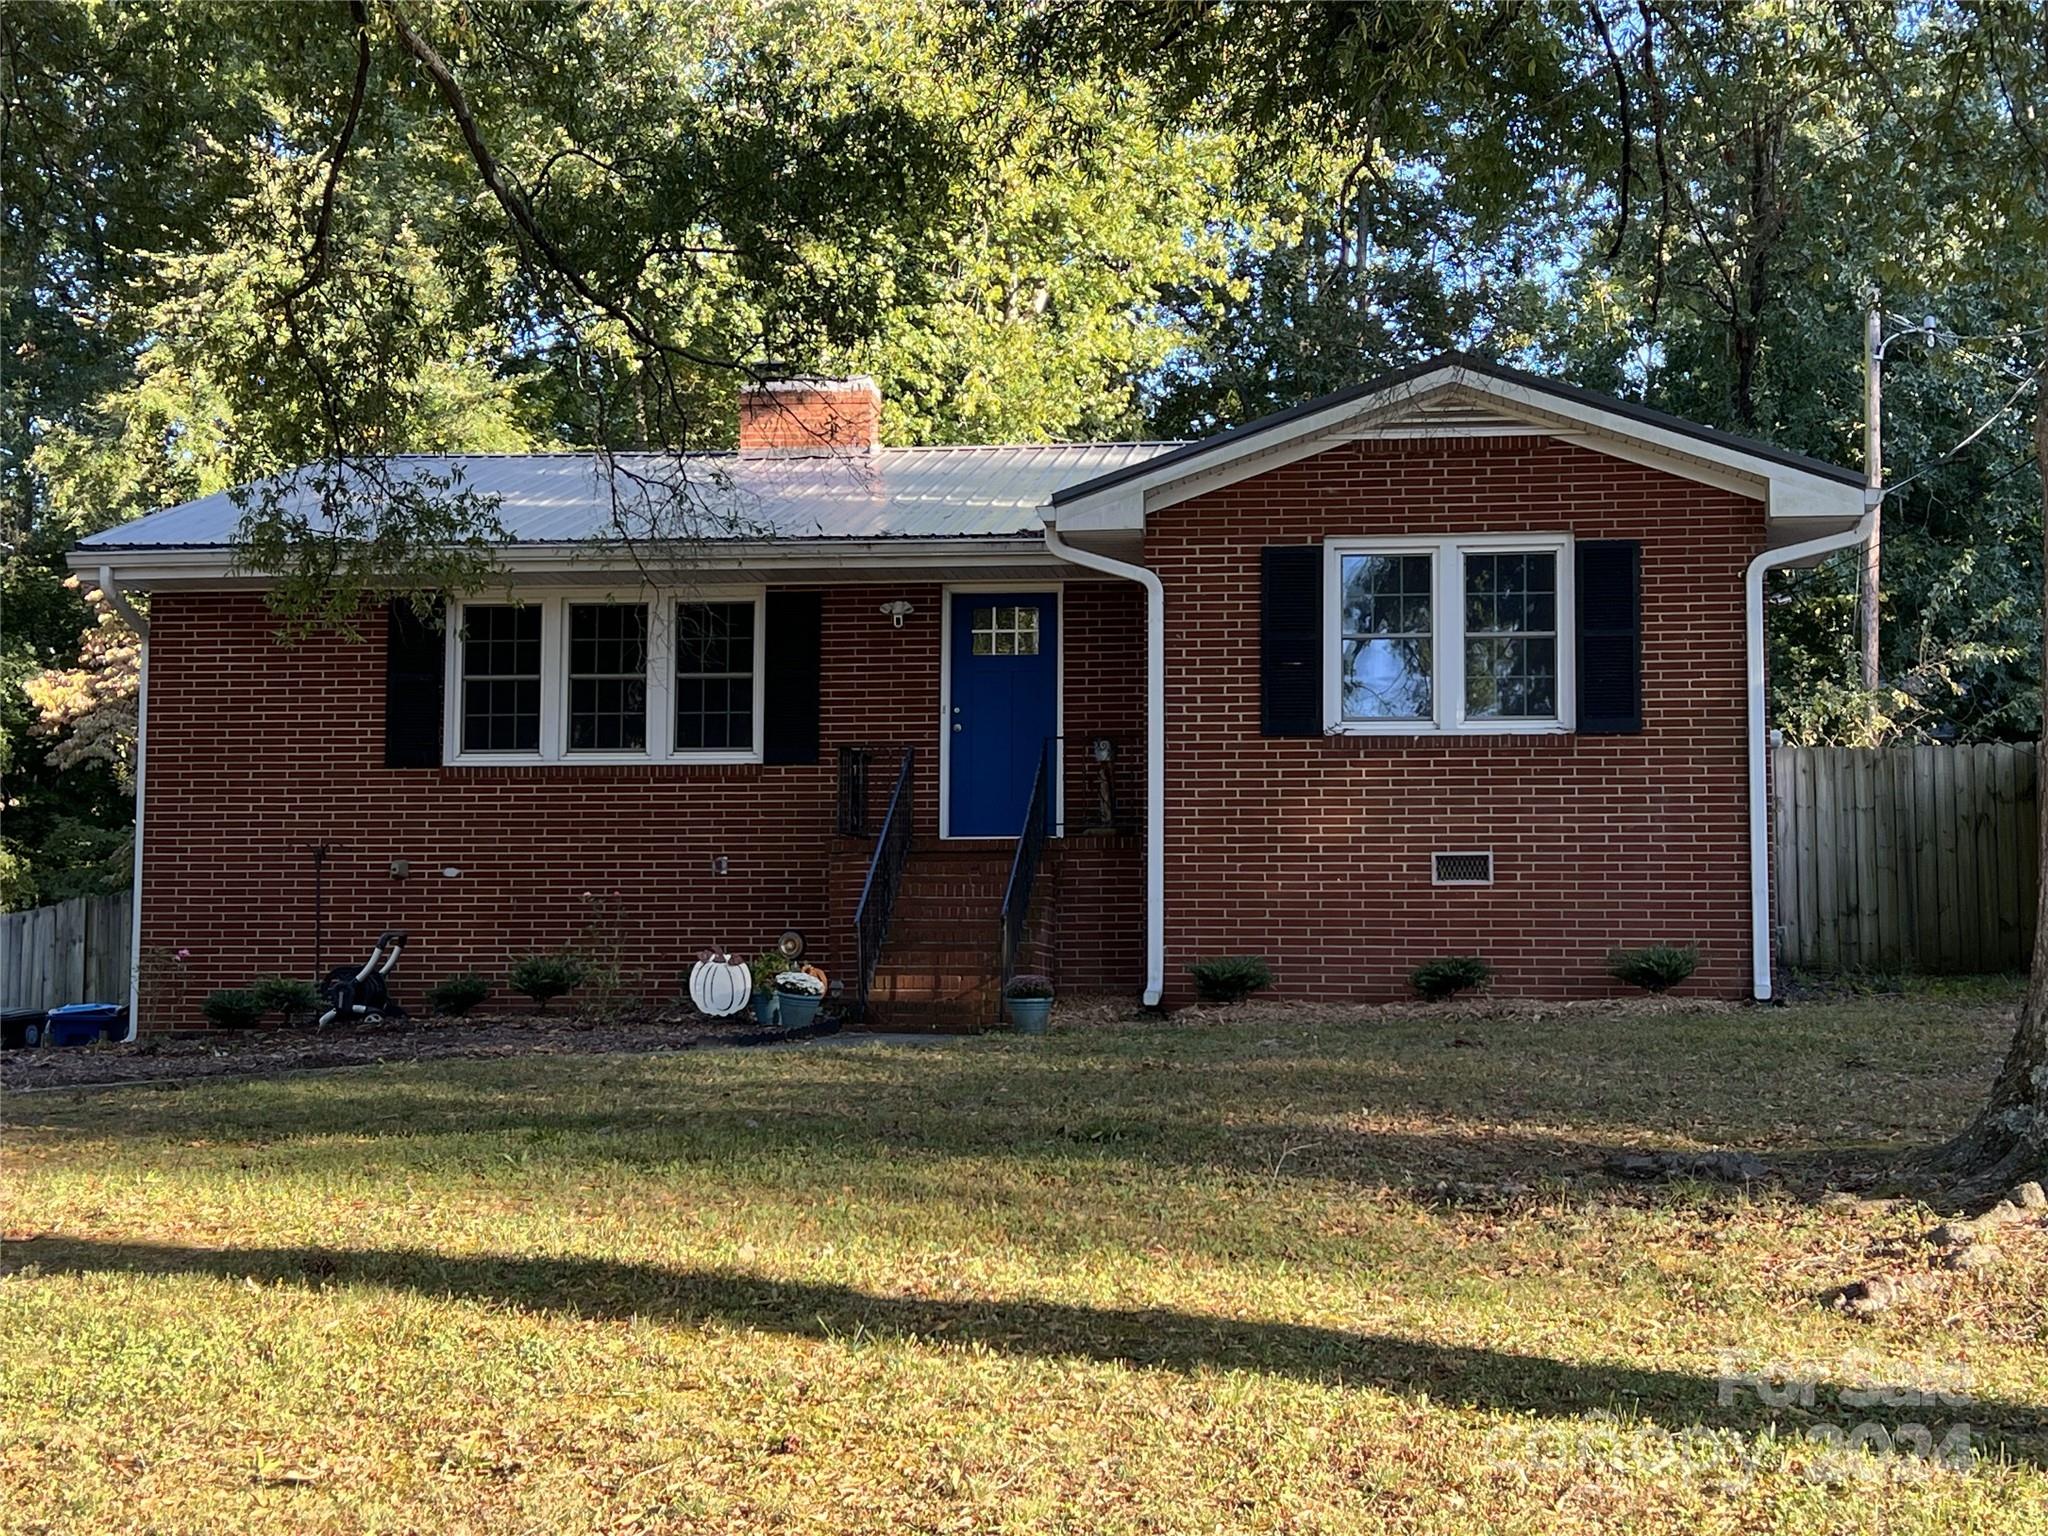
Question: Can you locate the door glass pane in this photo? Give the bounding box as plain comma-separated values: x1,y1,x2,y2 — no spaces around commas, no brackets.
971,605,1039,656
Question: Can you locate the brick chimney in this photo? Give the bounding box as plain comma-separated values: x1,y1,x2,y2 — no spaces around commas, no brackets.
737,375,883,455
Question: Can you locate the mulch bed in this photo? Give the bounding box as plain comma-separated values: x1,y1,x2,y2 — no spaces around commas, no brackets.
0,1006,831,1092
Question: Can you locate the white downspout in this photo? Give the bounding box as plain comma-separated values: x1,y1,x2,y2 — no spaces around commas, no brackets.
1744,507,1876,1001
1043,522,1165,1006
99,566,148,1043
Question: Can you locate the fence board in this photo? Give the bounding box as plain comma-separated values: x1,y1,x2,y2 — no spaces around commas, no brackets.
0,892,133,1012
1773,743,2038,975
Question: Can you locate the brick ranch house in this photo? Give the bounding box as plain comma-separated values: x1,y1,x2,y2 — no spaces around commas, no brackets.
73,355,1871,1033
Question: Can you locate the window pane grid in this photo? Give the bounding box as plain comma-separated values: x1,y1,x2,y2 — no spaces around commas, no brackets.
567,604,648,752
971,605,1039,656
1463,552,1558,721
1338,553,1434,721
459,605,541,753
674,601,755,753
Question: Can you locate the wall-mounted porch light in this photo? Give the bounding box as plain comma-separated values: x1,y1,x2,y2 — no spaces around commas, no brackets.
879,600,915,628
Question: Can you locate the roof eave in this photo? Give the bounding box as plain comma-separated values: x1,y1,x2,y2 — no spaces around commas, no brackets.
1048,355,1864,526
68,533,1067,588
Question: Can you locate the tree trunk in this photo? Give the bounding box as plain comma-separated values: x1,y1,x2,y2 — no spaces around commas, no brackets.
1928,342,2048,1196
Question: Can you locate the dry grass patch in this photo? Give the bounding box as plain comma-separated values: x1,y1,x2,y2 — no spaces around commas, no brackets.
3,984,2044,1533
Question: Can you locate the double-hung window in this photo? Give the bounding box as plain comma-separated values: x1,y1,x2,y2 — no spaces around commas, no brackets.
1324,536,1573,734
567,603,649,752
458,604,543,754
673,601,758,753
445,590,765,763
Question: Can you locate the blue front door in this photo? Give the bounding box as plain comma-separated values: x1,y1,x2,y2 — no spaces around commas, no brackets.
948,592,1057,837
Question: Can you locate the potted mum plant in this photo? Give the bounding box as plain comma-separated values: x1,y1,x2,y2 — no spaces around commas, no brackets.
749,950,784,1025
1005,974,1054,1034
772,968,826,1029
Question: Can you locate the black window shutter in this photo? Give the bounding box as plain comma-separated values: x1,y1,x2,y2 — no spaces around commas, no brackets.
1261,545,1323,737
762,590,822,764
384,598,446,768
1576,540,1642,734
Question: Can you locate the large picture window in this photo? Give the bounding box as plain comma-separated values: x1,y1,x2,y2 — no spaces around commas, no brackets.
445,591,764,764
1323,536,1573,735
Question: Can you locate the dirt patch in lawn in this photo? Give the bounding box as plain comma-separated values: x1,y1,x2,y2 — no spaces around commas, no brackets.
0,1006,817,1092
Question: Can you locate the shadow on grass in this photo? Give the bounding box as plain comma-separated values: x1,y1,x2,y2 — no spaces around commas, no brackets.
9,1235,2044,1468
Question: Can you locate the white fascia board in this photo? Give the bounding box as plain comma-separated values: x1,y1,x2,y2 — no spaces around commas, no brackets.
1044,489,1145,534
68,536,1064,587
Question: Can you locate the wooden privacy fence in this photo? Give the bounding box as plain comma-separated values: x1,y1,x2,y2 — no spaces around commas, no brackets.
1773,743,2038,975
0,892,133,1011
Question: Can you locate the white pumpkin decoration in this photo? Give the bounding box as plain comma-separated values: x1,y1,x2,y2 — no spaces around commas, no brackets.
688,951,752,1017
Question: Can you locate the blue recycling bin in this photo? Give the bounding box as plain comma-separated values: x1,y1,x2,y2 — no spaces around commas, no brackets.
45,1003,127,1047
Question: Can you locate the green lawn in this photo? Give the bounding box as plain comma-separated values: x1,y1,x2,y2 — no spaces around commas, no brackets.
4,991,2046,1534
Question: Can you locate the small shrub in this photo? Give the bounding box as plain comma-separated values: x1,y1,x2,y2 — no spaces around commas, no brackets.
508,952,588,1012
749,951,785,994
1006,973,1055,1000
1607,944,1699,993
1410,955,1493,1001
427,972,492,1016
200,989,267,1029
1187,956,1273,1004
249,975,322,1018
772,969,825,997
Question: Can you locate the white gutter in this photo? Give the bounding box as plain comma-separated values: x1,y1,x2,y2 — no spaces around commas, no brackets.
1043,523,1165,1007
96,563,150,638
98,567,149,1043
1744,506,1877,1001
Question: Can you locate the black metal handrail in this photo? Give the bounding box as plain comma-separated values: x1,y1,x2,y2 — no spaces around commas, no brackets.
852,746,915,1021
1045,734,1139,836
998,742,1052,993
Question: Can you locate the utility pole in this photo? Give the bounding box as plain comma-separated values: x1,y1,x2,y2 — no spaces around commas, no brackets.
1860,300,1942,691
1861,296,1883,691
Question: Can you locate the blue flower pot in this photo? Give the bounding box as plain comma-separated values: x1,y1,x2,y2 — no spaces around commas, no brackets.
777,992,822,1030
752,991,779,1026
1007,996,1053,1034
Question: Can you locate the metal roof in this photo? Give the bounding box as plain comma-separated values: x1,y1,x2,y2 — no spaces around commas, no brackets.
1049,351,1864,507
78,442,1183,551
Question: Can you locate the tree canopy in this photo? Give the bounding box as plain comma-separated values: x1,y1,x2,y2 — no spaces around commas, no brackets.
3,0,2043,907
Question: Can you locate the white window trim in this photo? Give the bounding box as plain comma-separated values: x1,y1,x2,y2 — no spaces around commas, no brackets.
1321,534,1575,736
444,587,766,766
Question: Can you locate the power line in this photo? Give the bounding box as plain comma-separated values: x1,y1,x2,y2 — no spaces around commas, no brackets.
1884,364,2040,498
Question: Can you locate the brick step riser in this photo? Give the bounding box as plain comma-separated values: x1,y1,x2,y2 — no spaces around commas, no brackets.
887,923,1002,945
872,952,999,974
869,981,998,1002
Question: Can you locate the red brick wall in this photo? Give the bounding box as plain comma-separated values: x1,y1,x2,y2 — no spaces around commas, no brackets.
137,580,1147,1028
1150,434,1762,1002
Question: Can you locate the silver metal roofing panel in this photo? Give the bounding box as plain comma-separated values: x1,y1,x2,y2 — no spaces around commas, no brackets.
78,442,1184,550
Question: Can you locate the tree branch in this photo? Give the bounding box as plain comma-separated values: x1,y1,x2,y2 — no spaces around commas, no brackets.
1584,0,1633,263
284,0,372,307
383,0,740,379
